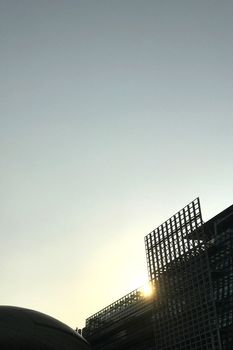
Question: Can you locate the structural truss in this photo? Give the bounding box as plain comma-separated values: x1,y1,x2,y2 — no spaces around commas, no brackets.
144,198,221,349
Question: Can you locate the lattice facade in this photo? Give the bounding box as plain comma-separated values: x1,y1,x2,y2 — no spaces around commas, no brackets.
83,287,155,350
205,207,233,350
83,199,233,350
144,198,221,349
85,287,147,335
145,198,203,280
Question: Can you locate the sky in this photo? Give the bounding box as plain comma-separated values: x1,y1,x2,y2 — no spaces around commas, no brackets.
0,0,233,329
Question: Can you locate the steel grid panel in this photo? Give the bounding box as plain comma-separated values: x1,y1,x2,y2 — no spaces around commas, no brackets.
145,198,203,281
144,198,221,350
85,287,150,334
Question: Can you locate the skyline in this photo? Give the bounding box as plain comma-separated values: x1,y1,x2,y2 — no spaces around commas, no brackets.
1,0,233,328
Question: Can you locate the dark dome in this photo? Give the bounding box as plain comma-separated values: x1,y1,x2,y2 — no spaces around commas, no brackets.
0,306,89,349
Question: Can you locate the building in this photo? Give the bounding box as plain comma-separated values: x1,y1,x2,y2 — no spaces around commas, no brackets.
0,306,90,350
83,199,233,350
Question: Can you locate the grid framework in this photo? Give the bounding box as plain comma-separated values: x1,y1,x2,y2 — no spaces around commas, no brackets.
144,198,221,350
207,210,233,349
85,286,152,336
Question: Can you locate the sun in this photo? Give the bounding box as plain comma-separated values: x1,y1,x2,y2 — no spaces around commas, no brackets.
141,283,153,297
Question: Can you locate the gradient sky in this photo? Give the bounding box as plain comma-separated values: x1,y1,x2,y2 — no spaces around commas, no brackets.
1,0,233,329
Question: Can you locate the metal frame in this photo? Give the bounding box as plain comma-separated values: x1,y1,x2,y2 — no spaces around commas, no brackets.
83,199,233,350
145,198,204,281
144,198,221,350
85,286,152,336
207,210,233,350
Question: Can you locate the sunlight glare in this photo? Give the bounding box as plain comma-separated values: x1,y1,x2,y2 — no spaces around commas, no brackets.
141,283,153,298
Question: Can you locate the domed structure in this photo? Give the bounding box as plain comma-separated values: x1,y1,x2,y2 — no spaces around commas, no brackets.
0,306,90,349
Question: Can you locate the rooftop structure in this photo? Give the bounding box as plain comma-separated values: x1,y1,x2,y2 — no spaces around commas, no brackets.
0,306,90,350
83,199,233,350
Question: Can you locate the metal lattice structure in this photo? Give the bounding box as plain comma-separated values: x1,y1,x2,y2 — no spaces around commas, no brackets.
85,286,152,336
83,199,233,350
145,198,204,281
205,206,233,350
144,198,221,350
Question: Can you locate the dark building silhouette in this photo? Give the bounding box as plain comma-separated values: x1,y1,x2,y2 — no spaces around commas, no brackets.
83,199,233,350
0,306,90,349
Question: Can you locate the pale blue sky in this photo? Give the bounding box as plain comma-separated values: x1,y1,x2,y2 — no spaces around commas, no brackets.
0,0,233,328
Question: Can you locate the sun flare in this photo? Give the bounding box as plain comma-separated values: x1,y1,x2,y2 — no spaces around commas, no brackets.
141,283,153,297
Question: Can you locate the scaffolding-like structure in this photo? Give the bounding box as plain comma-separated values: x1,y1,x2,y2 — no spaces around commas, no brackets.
205,205,233,350
85,287,151,334
83,287,155,349
145,198,221,349
83,198,233,350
